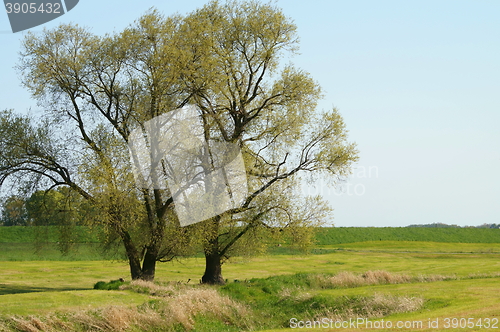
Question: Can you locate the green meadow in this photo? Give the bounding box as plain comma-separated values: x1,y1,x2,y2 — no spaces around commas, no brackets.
1,227,500,331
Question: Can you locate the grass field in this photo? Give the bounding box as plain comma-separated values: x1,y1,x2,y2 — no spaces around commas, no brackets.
1,227,500,331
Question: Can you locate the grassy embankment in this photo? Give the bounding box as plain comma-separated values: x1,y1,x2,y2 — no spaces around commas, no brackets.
3,226,500,260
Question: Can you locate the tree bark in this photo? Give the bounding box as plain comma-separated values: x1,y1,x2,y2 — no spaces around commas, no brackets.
201,215,225,285
128,256,143,280
140,247,157,281
119,225,158,281
202,248,225,285
121,235,143,280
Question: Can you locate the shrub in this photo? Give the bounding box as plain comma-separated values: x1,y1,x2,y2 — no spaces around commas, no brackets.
93,279,126,290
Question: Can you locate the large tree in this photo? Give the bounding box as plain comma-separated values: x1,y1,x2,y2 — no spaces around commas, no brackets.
176,2,358,284
0,0,358,283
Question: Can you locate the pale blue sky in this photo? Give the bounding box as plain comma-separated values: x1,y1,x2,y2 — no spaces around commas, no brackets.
1,1,499,227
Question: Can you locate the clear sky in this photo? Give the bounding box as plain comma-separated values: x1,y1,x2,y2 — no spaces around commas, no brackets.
1,1,499,227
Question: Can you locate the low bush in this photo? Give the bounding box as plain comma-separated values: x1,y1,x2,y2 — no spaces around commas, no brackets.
93,279,126,290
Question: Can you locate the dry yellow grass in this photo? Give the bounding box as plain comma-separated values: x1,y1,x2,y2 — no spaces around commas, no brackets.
119,279,177,297
311,270,453,288
317,293,425,322
8,318,39,332
162,288,251,330
121,280,251,330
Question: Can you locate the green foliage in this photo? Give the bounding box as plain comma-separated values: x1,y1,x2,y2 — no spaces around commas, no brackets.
92,281,107,290
93,279,126,290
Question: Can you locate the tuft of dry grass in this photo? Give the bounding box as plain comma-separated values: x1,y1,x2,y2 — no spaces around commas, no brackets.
68,305,164,332
319,294,425,321
4,316,72,332
0,321,10,332
161,288,251,330
467,272,500,279
311,270,455,288
9,318,38,332
414,274,453,282
119,279,177,297
363,270,413,284
361,293,425,317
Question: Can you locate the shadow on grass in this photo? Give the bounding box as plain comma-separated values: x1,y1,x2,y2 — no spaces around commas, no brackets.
0,284,89,295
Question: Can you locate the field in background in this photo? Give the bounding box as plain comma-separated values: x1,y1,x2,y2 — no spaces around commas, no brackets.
315,227,500,244
0,226,122,261
1,227,500,331
2,226,500,260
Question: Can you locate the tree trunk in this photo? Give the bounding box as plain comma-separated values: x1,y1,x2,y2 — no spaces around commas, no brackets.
119,227,157,281
119,229,143,280
202,249,225,285
140,247,157,281
127,254,143,280
201,215,225,285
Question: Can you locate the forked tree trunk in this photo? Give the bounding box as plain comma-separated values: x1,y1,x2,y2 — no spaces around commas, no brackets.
120,227,158,281
125,248,157,281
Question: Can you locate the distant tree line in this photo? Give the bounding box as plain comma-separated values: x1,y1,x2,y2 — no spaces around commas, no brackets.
0,189,84,227
407,223,500,229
